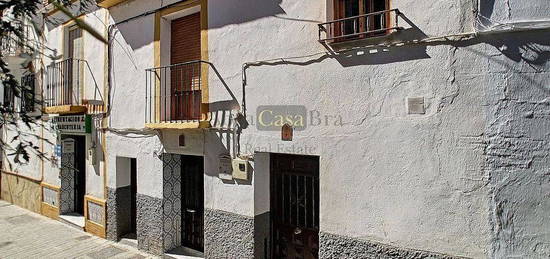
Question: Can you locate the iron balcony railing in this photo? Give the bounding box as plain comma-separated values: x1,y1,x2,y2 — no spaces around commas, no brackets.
1,24,35,56
146,60,205,123
45,58,84,107
45,58,104,111
318,9,401,42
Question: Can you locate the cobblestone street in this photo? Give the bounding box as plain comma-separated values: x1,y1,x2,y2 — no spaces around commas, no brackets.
0,201,155,259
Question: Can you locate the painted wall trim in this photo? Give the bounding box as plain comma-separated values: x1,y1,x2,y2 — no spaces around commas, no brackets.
1,170,42,183
84,195,107,238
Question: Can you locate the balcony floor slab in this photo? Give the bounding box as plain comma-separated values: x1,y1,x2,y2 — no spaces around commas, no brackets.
44,105,87,115
145,121,211,129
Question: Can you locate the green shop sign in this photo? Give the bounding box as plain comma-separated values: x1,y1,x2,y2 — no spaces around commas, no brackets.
52,115,92,133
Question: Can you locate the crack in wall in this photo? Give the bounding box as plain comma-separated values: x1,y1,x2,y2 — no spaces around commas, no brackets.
505,0,512,20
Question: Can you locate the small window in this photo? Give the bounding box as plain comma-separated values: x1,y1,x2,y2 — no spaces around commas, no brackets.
21,73,36,113
3,83,15,112
332,0,390,40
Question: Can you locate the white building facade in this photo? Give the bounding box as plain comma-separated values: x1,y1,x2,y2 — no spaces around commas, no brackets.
2,0,550,258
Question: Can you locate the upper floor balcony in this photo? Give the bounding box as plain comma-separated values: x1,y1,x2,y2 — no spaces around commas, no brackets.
44,58,104,115
318,9,402,44
145,60,210,129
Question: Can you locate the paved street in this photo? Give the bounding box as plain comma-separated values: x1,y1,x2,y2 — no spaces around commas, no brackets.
0,201,156,259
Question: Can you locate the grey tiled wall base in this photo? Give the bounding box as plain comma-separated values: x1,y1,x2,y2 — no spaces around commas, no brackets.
136,193,164,255
106,187,132,241
106,187,117,241
319,232,469,259
204,208,255,259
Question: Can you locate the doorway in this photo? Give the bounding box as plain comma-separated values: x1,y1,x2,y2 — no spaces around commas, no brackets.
129,158,137,235
60,135,86,215
114,156,137,240
270,154,320,259
181,155,204,252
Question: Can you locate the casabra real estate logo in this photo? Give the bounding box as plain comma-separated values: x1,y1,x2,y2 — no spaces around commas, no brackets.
254,105,344,131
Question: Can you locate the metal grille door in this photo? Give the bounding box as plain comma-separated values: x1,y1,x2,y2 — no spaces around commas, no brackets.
181,155,204,252
271,154,319,259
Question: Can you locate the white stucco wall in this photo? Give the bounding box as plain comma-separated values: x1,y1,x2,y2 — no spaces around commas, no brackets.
7,0,543,257
203,0,550,258
106,0,161,199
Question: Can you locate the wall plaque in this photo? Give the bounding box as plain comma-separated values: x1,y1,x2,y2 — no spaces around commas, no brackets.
407,97,425,114
87,200,104,225
62,139,75,154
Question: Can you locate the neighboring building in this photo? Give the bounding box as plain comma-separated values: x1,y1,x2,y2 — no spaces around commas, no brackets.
1,0,550,258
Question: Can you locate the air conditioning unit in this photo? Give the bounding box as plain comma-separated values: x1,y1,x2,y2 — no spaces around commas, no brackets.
232,158,249,180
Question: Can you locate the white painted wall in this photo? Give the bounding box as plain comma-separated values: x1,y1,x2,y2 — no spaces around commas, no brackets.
203,0,550,258
106,0,165,199
3,0,543,257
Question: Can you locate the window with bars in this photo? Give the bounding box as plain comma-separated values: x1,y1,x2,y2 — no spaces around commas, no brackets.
318,0,399,42
3,84,15,112
334,0,389,39
21,73,35,113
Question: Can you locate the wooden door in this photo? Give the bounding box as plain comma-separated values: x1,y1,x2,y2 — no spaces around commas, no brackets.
170,13,202,121
181,155,204,252
66,26,82,105
271,154,319,259
130,158,137,234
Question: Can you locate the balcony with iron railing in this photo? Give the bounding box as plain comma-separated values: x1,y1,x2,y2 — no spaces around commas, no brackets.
145,60,211,129
44,58,104,114
318,9,402,44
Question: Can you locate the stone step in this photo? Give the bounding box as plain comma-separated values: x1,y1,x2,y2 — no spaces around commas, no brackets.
59,214,85,231
119,237,138,248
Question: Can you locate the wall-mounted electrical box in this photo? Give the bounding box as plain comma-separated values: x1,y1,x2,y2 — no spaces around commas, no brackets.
232,158,249,180
218,154,233,180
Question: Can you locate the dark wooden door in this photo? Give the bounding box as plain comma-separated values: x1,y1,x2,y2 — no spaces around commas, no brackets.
181,155,204,252
271,154,319,259
130,158,137,233
170,13,202,121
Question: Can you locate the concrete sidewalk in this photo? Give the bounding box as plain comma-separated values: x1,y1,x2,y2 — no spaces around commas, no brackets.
0,200,156,259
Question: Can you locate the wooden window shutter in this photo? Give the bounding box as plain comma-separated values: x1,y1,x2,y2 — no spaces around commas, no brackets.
171,12,201,65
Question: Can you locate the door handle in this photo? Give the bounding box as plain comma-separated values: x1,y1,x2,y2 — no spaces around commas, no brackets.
186,209,196,213
294,227,302,235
